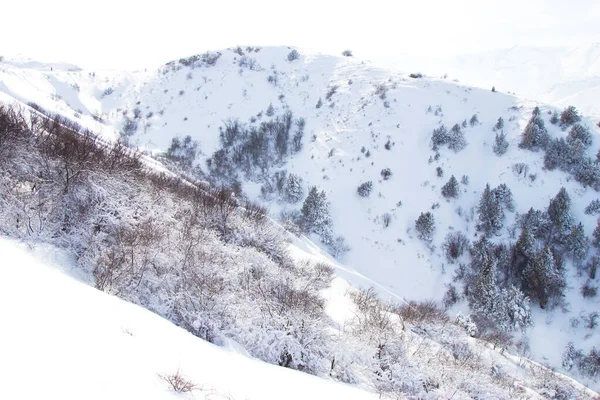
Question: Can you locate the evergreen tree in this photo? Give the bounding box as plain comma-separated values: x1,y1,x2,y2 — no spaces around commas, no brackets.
284,173,304,203
493,132,509,156
585,199,600,215
469,114,479,126
566,222,589,262
550,111,559,125
519,107,549,150
514,229,537,279
567,124,592,148
300,186,332,240
575,157,600,188
547,187,573,241
523,246,565,308
415,212,435,242
315,98,323,109
492,183,515,212
560,105,581,129
266,103,275,117
592,221,600,249
448,123,467,152
519,207,550,239
441,175,459,198
470,253,503,321
502,285,533,332
494,117,504,131
477,184,504,237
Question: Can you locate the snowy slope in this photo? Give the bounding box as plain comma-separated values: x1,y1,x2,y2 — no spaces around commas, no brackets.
1,47,600,390
387,44,600,118
0,236,379,400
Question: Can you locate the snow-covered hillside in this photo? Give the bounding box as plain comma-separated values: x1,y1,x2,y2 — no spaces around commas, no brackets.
0,237,378,400
1,46,600,394
387,44,600,119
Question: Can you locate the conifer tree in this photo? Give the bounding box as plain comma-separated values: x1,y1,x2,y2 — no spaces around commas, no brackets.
284,173,304,203
301,186,332,240
415,212,435,242
441,175,459,198
477,184,504,237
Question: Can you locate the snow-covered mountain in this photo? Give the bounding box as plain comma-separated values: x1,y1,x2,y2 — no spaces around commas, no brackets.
387,44,600,119
1,46,600,396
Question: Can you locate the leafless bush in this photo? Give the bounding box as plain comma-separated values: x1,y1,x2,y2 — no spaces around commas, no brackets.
395,300,448,325
159,371,198,393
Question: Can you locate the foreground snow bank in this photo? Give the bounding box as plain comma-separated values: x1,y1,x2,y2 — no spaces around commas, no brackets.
0,237,376,400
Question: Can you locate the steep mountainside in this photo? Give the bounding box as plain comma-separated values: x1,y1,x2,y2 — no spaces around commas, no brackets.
1,47,599,393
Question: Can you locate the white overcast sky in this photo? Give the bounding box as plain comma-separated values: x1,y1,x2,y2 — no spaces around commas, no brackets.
2,0,600,69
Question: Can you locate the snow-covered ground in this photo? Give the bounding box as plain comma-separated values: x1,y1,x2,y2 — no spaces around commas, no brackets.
386,44,600,119
1,46,599,392
0,236,379,400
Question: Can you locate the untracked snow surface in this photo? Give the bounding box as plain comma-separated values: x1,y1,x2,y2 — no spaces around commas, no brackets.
0,237,377,400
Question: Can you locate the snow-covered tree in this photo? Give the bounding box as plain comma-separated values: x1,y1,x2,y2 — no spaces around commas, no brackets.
469,114,479,126
493,132,508,156
448,123,467,152
492,183,515,212
560,105,581,129
514,229,537,279
502,285,533,332
519,107,549,150
547,187,573,240
567,124,592,148
477,184,504,237
441,175,459,199
300,186,332,241
494,117,504,131
592,221,600,249
415,212,435,242
284,173,304,203
566,222,589,262
522,246,566,308
585,199,600,215
266,103,275,117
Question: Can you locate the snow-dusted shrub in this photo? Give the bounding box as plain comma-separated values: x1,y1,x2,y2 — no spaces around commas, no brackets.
380,168,392,180
165,135,199,170
382,212,391,228
287,49,300,61
120,116,138,139
396,300,448,325
436,166,443,177
325,85,338,101
469,114,479,126
581,281,598,298
409,72,423,79
455,314,479,337
341,50,353,57
443,231,469,262
315,97,323,109
357,181,373,197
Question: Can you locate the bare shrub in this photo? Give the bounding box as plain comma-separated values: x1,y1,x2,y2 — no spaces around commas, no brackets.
443,231,470,262
159,371,198,393
396,300,448,325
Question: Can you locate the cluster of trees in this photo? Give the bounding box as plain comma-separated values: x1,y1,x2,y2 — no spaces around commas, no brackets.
208,110,305,183
563,342,600,379
520,106,600,189
431,123,467,152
